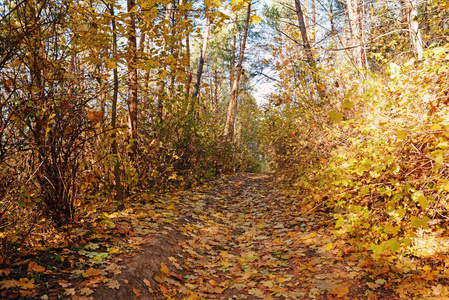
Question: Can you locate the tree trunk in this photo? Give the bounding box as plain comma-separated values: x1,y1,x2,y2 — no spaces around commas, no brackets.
230,12,238,90
357,0,367,69
224,2,251,140
345,0,364,69
293,0,327,101
127,0,138,161
191,14,211,100
186,31,192,97
329,0,335,33
156,1,173,122
402,0,423,60
108,4,124,210
312,0,316,44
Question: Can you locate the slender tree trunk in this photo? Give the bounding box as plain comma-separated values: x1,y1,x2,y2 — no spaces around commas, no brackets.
191,15,211,100
312,0,316,44
109,4,124,210
143,36,152,110
213,71,219,114
185,0,192,97
402,0,423,60
127,0,138,161
224,1,251,140
294,0,326,101
357,0,367,69
345,0,363,69
230,12,238,90
156,1,172,122
329,0,335,33
186,32,192,97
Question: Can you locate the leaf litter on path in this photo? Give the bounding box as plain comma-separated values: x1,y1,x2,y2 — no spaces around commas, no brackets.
3,173,446,299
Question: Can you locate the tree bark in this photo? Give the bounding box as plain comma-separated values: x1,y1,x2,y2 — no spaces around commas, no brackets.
127,0,138,161
312,0,316,44
230,12,238,90
156,1,173,122
345,0,364,69
108,4,124,210
293,0,327,101
402,0,423,60
224,2,251,140
191,14,211,100
186,31,192,97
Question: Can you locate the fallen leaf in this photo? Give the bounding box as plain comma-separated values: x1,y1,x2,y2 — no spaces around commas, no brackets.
331,284,349,298
0,279,17,289
0,269,11,276
367,282,380,289
64,288,76,296
27,261,45,273
132,288,142,296
160,284,170,295
106,279,120,289
153,262,170,283
20,290,36,297
58,280,70,288
16,278,36,290
143,278,152,287
82,268,101,278
79,287,93,295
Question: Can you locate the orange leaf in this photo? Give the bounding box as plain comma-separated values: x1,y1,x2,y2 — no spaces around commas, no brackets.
0,279,17,289
27,261,45,273
16,278,36,290
106,279,120,289
79,287,93,295
331,284,349,298
153,262,170,283
86,110,102,123
82,268,101,278
132,288,142,296
64,288,76,296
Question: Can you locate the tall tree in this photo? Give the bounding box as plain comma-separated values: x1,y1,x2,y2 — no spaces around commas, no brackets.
293,0,327,101
191,13,211,100
401,0,423,60
345,0,364,69
107,2,124,209
224,1,251,140
127,0,138,161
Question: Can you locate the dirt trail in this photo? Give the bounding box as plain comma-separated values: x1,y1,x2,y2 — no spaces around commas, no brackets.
94,173,385,299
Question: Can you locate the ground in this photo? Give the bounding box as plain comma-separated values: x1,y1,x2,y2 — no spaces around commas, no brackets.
1,173,447,299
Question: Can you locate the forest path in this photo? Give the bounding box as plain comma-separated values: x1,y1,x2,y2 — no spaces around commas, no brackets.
94,173,386,299
169,173,377,299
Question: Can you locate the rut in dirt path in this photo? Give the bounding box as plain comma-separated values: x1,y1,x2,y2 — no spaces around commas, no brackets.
174,173,381,299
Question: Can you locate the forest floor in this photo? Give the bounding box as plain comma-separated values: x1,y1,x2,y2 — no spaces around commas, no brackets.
1,173,447,299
